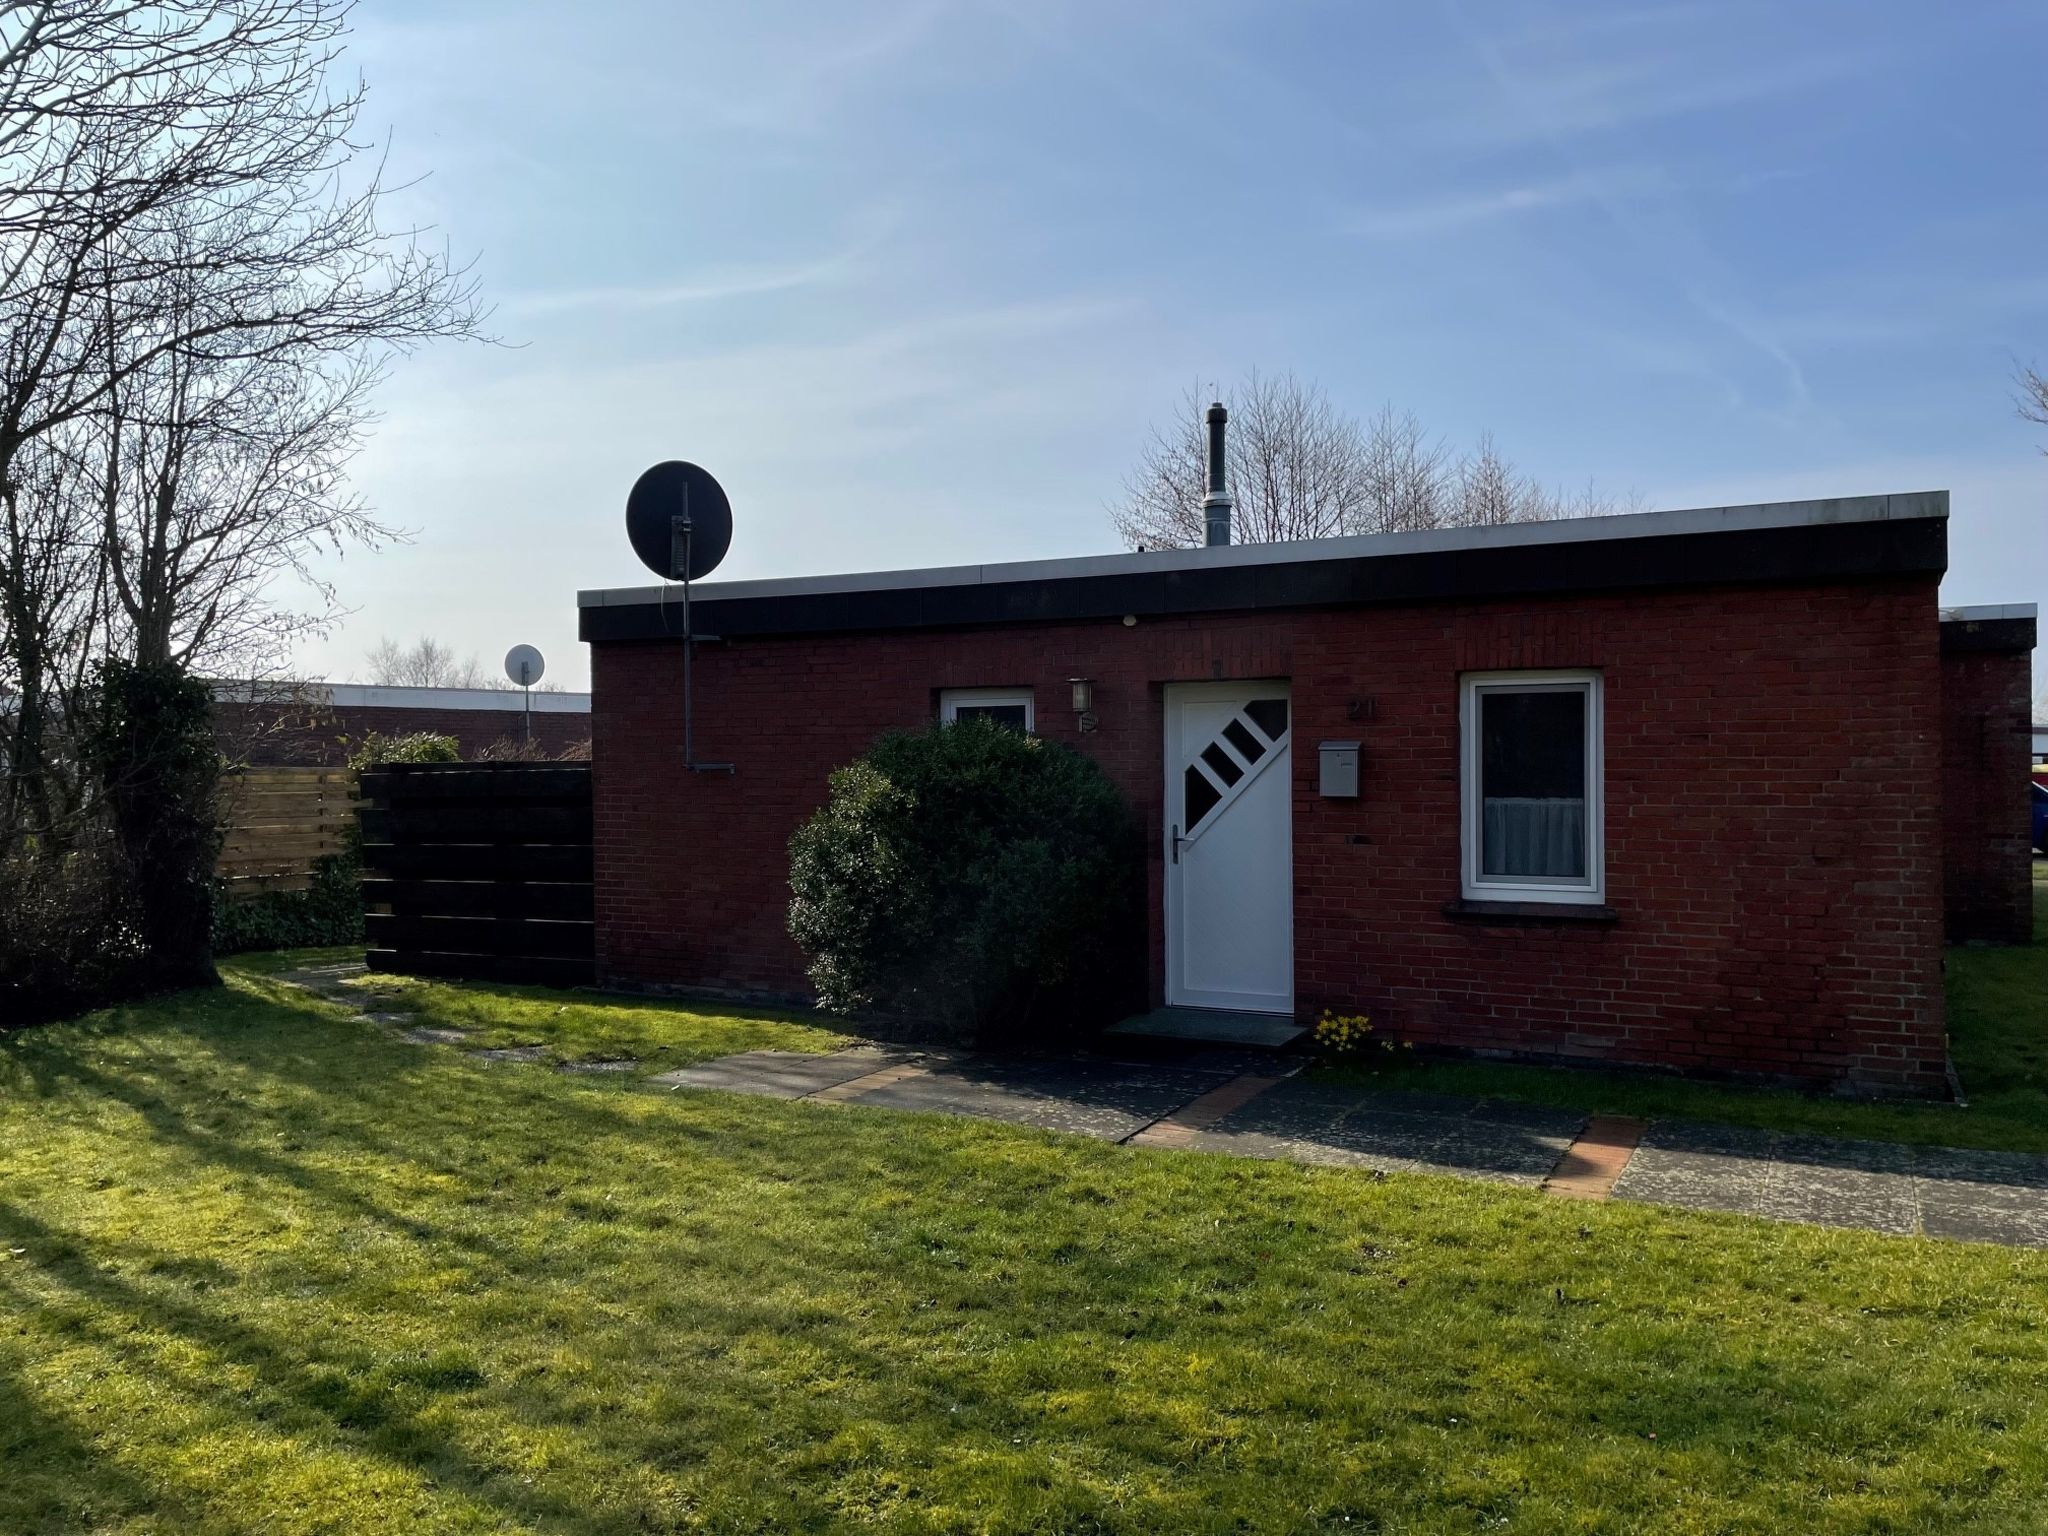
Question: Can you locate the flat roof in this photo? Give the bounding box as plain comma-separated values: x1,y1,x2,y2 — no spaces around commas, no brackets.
579,491,1953,645
1937,603,2037,655
1939,603,2037,622
213,681,591,713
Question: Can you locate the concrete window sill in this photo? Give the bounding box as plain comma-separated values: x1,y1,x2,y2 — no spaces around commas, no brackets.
1442,898,1619,925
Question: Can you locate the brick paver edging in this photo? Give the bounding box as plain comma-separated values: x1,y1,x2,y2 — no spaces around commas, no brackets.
805,1061,932,1103
1542,1115,1649,1201
1127,1074,1287,1149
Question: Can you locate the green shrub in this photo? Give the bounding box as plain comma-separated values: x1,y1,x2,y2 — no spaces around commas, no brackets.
0,833,148,1027
212,850,365,955
345,731,461,772
787,718,1141,1042
78,659,223,990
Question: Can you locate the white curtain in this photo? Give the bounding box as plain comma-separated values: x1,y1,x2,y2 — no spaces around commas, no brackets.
1483,797,1586,879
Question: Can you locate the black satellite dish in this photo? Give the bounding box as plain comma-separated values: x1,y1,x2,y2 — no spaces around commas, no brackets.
625,460,732,582
623,460,736,775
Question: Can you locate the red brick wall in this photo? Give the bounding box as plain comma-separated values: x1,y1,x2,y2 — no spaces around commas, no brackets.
593,577,1948,1094
218,701,591,765
1940,644,2035,944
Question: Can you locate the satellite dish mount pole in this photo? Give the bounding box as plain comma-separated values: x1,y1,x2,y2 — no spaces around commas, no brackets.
672,500,696,769
627,457,733,774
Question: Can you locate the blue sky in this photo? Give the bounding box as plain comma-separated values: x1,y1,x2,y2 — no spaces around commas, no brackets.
303,0,2047,690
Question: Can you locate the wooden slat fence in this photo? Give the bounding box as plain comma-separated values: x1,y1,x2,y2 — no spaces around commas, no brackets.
358,762,594,987
217,766,356,896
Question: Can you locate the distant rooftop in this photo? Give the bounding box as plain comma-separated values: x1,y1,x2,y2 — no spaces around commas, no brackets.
212,681,590,713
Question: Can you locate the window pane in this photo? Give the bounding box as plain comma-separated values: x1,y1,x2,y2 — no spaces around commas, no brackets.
954,704,1028,730
1244,698,1289,742
1184,765,1221,828
1480,688,1587,880
1200,742,1244,787
1221,718,1266,763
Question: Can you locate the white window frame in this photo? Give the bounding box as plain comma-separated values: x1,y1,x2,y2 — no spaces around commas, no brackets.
1460,670,1604,905
939,687,1034,732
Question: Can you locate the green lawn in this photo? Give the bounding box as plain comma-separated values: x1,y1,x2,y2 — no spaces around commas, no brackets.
1320,870,2048,1155
243,950,853,1071
5,954,2048,1532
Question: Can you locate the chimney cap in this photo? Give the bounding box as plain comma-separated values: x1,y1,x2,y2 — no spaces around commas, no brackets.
1206,400,1227,420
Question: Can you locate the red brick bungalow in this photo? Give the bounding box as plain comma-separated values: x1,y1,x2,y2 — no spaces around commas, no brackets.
579,491,2035,1097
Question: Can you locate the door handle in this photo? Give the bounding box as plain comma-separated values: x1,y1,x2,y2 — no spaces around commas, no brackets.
1170,822,1187,864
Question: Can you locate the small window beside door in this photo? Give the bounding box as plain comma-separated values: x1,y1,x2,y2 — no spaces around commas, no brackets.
1460,671,1603,904
939,687,1033,732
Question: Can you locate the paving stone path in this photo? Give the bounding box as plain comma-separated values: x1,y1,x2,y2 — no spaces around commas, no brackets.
658,1047,2048,1249
278,963,640,1073
274,967,2048,1249
1615,1121,2048,1246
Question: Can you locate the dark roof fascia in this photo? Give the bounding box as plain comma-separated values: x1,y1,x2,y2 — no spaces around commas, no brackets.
580,514,1948,645
1939,615,2037,654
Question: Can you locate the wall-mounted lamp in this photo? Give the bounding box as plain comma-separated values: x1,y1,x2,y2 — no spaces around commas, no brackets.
1069,676,1099,734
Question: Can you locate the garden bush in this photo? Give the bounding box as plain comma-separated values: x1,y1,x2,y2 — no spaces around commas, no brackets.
345,731,462,771
787,718,1141,1042
78,659,223,991
212,850,365,955
0,833,147,1027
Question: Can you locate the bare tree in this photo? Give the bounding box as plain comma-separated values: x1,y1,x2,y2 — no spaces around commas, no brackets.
1357,404,1451,534
363,634,498,690
0,3,484,989
2021,362,2048,443
1111,373,1638,550
0,0,482,833
0,2,480,669
0,429,105,840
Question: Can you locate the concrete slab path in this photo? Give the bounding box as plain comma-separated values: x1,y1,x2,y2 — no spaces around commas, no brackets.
271,968,2048,1250
658,1045,2048,1249
1615,1121,2048,1245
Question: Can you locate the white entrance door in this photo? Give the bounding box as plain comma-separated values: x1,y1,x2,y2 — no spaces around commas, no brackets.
1164,682,1294,1014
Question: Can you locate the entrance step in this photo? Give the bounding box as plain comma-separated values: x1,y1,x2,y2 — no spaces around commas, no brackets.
1106,1006,1307,1050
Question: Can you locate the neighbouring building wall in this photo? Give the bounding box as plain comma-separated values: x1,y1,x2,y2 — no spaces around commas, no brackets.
593,576,1949,1095
215,685,592,765
1940,610,2038,945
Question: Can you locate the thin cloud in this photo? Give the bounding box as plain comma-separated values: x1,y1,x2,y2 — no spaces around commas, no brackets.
505,209,899,317
704,0,955,136
1348,169,1659,240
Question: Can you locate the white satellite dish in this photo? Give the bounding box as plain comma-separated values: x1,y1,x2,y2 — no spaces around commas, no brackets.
505,644,545,747
504,644,545,688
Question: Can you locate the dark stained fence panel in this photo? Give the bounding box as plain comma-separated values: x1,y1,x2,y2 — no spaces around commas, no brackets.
360,878,595,922
358,762,594,987
360,805,592,846
358,844,594,882
358,766,592,803
364,914,596,961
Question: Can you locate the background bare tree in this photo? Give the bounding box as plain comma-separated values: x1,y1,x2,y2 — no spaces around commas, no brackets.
1112,373,1639,550
0,0,482,843
362,634,500,690
0,1,483,1004
2020,362,2048,443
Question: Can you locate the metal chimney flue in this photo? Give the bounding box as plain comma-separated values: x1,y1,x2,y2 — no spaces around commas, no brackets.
1202,401,1233,547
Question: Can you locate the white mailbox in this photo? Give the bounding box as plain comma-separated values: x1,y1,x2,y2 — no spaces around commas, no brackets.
1318,740,1360,798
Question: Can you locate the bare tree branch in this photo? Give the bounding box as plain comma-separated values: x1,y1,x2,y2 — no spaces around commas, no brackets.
1110,372,1640,549
360,634,501,690
0,0,484,849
